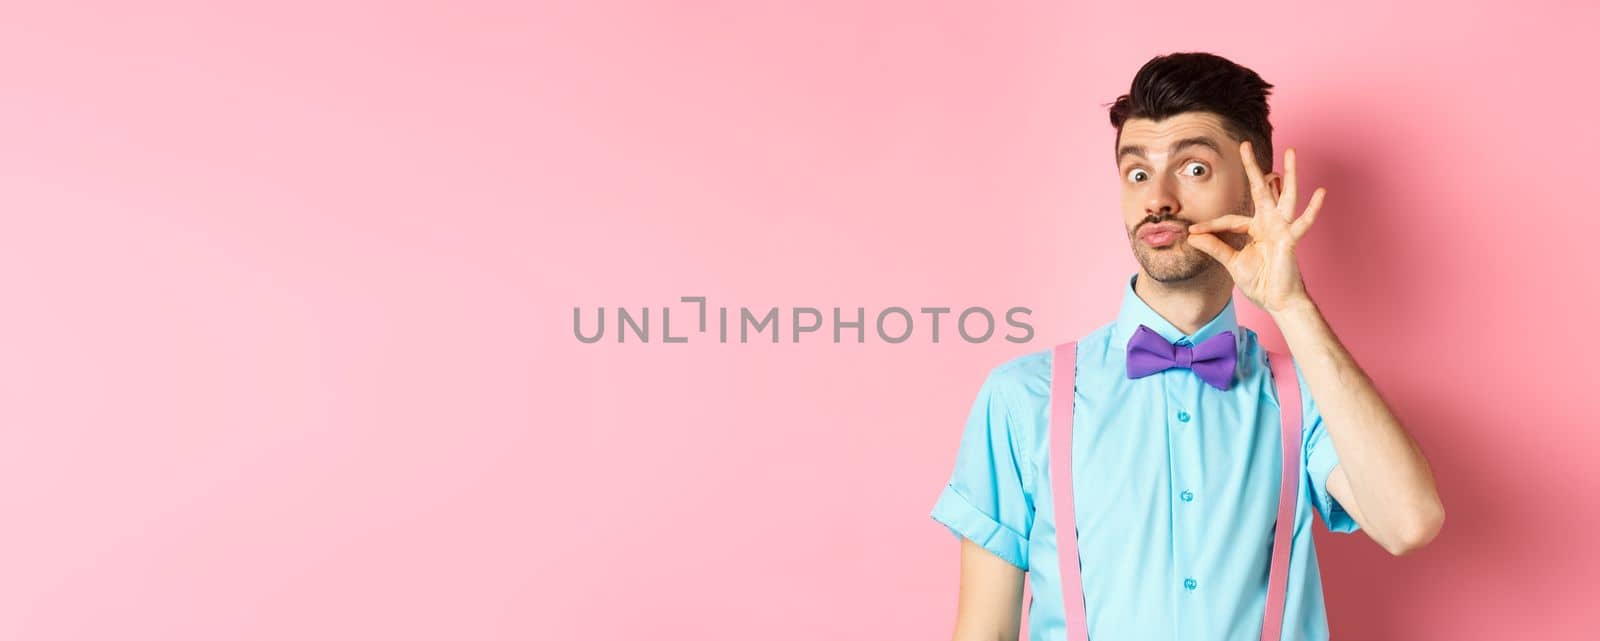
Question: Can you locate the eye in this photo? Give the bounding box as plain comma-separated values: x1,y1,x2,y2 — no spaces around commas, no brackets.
1126,168,1149,183
1181,161,1208,177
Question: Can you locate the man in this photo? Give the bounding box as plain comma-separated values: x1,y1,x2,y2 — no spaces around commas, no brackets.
929,52,1445,641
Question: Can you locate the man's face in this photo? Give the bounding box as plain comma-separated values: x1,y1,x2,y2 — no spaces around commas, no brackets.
1116,111,1276,283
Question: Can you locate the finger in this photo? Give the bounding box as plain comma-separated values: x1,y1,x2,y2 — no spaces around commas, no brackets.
1188,214,1253,235
1239,140,1274,212
1280,147,1298,220
1290,187,1326,241
1185,232,1238,264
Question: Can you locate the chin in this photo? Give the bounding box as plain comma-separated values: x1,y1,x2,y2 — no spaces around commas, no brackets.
1136,246,1214,283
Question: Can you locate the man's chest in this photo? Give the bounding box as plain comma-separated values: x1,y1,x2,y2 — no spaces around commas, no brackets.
1044,375,1289,546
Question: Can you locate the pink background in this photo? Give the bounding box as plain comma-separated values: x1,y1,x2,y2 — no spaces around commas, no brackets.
2,1,1595,639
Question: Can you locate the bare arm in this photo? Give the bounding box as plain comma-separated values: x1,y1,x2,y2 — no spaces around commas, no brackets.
950,538,1024,641
1274,298,1445,555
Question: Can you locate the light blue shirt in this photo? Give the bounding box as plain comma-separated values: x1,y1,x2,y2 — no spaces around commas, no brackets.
931,273,1359,641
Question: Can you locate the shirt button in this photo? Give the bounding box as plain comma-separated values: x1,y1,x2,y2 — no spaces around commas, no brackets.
1177,410,1191,423
1180,490,1194,502
1184,578,1198,591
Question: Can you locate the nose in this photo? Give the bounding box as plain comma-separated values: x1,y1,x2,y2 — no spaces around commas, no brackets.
1144,173,1180,218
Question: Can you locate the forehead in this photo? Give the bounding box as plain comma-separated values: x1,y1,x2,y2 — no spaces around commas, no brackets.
1117,112,1236,155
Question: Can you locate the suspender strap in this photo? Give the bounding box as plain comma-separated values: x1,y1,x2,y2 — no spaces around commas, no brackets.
1047,342,1302,641
1048,342,1089,641
1261,350,1302,641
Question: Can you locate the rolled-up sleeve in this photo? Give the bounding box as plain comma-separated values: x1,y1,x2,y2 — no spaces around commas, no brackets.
1298,359,1361,534
930,367,1033,570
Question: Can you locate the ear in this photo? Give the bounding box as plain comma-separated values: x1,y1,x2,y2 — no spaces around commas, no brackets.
1265,172,1284,200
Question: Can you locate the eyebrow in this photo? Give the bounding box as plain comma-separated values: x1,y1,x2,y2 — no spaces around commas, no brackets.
1117,136,1224,164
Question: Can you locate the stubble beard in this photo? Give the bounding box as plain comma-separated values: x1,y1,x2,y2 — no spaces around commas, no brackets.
1129,193,1253,284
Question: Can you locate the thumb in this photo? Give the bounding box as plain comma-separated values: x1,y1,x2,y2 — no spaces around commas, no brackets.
1185,232,1237,264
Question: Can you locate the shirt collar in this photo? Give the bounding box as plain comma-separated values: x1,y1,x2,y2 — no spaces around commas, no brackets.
1109,273,1242,353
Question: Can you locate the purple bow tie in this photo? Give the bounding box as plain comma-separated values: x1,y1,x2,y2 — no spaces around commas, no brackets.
1126,324,1237,390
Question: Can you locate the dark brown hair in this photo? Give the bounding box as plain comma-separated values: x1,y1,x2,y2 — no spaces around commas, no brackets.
1108,52,1275,171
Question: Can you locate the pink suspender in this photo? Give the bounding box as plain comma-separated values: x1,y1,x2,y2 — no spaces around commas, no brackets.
1261,349,1302,641
1050,342,1090,641
1046,341,1302,641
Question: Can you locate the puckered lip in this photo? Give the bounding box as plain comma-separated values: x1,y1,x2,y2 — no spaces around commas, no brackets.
1138,221,1186,240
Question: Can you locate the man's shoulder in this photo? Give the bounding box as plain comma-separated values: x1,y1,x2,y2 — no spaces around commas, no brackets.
984,346,1051,392
979,321,1117,400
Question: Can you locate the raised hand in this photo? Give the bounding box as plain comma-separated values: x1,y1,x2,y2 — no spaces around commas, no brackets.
1185,140,1327,314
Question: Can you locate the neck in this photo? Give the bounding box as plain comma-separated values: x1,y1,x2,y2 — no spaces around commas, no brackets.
1132,266,1235,336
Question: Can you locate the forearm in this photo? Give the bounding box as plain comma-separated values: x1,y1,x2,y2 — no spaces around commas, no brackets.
1270,295,1444,552
951,538,1023,641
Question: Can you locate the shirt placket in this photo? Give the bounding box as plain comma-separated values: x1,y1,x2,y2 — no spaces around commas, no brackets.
1166,336,1206,638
